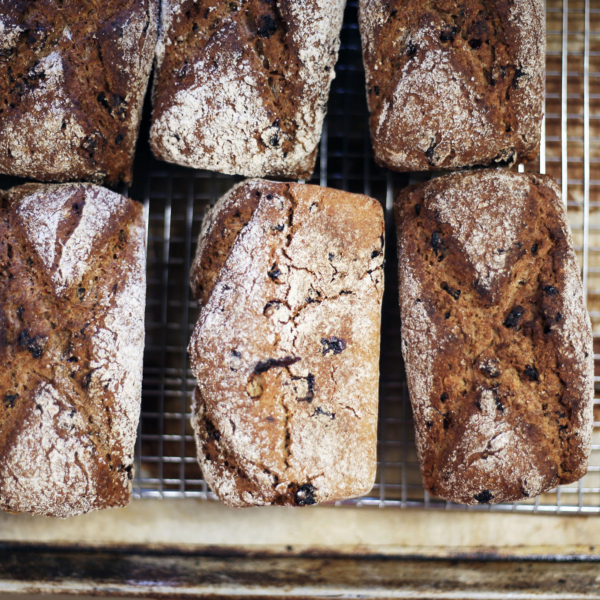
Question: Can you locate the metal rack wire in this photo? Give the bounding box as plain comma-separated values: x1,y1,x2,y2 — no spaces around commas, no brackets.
129,0,600,513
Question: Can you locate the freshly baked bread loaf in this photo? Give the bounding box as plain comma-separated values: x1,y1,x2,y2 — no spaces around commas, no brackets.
150,0,345,179
0,1,158,186
396,170,593,505
359,0,545,171
189,180,384,507
0,183,146,518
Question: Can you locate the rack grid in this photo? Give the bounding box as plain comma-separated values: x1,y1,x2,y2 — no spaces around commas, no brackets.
128,0,600,513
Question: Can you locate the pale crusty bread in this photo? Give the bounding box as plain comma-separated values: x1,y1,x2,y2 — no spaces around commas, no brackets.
0,183,146,518
150,0,345,179
189,180,384,507
359,0,545,171
396,170,593,505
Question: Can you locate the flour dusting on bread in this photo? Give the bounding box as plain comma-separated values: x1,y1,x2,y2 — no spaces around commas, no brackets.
396,170,593,505
189,180,384,507
0,183,146,518
151,0,345,178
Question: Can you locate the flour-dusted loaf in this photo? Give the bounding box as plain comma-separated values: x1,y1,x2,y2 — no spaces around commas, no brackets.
150,0,345,179
396,170,593,505
0,183,146,518
189,180,384,507
0,1,158,186
359,0,545,171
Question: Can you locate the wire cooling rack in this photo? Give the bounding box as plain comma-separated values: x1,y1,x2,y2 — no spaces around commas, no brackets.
127,0,600,513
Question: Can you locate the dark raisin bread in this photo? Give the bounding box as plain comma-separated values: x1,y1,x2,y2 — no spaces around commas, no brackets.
396,170,593,505
0,183,146,517
150,0,345,179
359,0,545,171
0,1,157,185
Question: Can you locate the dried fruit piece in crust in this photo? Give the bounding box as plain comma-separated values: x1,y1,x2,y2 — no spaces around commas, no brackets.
0,183,146,517
0,1,158,185
150,0,345,179
359,0,544,171
396,169,593,505
188,180,384,507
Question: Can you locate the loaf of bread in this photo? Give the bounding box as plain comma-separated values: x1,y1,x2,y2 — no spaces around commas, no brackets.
0,183,146,518
396,170,593,505
0,1,158,186
189,179,384,507
150,0,345,179
359,0,545,171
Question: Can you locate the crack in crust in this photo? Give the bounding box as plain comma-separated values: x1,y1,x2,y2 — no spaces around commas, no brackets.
395,170,594,505
359,0,545,171
189,179,384,507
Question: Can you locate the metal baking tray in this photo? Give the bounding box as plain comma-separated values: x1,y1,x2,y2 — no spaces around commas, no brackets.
1,2,600,597
128,0,600,514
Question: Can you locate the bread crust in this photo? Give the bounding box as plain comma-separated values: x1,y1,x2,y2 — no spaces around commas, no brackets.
0,183,146,517
0,0,158,186
359,0,545,171
396,170,594,505
189,180,384,507
150,0,345,179
190,180,262,309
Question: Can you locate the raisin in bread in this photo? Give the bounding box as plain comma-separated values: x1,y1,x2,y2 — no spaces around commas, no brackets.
150,0,345,179
396,169,593,505
189,179,384,507
0,183,146,518
0,1,158,185
359,0,545,171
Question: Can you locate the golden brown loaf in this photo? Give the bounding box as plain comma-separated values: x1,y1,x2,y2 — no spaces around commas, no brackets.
189,179,384,507
0,183,146,518
0,0,158,186
150,0,345,179
359,0,545,171
396,170,593,505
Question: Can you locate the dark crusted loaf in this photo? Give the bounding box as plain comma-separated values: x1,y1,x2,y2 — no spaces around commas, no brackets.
0,183,146,518
150,0,345,179
188,179,384,507
396,170,593,505
359,0,545,171
0,0,158,186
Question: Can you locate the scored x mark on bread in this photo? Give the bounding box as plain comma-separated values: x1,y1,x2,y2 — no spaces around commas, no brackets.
0,183,146,517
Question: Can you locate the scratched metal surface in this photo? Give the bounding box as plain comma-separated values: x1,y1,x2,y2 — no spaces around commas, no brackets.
128,0,600,513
